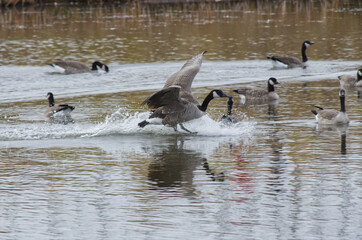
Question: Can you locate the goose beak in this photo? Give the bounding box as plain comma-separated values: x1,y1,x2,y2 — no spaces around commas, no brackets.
233,89,239,94
202,50,207,55
310,41,315,45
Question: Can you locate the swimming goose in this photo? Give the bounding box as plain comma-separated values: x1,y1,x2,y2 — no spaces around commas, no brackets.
267,40,314,68
50,59,109,74
163,51,207,105
338,69,362,87
311,89,349,125
45,92,75,124
138,86,230,134
233,77,280,103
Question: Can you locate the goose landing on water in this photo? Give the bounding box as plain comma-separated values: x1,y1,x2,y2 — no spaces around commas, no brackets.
338,69,362,88
311,89,349,125
267,40,314,69
45,92,75,124
138,86,231,134
50,59,109,74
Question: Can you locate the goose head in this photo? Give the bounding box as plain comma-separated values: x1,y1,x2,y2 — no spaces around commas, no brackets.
199,89,230,112
339,89,346,97
304,40,314,47
357,69,362,81
92,61,109,72
268,77,280,86
211,89,230,99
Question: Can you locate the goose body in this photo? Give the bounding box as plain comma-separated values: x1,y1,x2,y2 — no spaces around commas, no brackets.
138,86,230,133
311,89,349,125
338,69,362,87
45,92,75,124
233,77,280,103
50,59,109,74
267,41,314,68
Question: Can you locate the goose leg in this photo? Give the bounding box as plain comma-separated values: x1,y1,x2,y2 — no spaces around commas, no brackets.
138,120,149,128
179,124,197,135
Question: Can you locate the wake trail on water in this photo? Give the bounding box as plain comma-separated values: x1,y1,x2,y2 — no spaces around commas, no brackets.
0,108,256,141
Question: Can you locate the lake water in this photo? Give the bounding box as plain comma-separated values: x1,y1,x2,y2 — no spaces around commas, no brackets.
0,1,361,239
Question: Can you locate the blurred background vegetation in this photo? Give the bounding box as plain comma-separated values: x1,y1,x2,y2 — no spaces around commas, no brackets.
1,0,360,8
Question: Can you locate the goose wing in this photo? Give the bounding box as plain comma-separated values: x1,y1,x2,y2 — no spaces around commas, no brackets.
50,104,75,113
45,104,75,118
52,59,90,73
163,51,206,93
234,88,268,98
338,74,356,86
141,86,186,114
318,109,339,120
269,55,302,66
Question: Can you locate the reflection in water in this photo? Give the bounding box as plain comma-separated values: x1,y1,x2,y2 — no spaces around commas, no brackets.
147,136,224,192
314,123,349,155
234,97,279,122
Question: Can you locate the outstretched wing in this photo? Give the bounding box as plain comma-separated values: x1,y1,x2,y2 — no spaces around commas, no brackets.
163,51,206,92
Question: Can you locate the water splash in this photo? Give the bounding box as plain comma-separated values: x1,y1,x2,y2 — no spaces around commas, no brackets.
0,108,256,141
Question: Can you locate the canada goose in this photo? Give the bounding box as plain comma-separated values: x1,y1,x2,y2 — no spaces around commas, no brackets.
45,92,75,124
138,86,230,134
267,40,314,68
163,51,207,105
338,69,362,87
311,89,349,125
50,59,109,74
219,96,239,124
233,77,280,103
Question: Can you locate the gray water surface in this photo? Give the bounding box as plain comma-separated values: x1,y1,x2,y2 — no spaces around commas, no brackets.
1,1,362,239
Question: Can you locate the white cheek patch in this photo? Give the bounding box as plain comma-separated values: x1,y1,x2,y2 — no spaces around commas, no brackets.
269,79,274,85
239,95,246,105
358,70,362,77
213,91,219,98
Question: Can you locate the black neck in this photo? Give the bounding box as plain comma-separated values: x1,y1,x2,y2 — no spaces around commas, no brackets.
268,81,275,92
198,92,215,112
227,97,233,115
48,96,55,107
357,72,362,82
340,95,346,112
91,62,102,70
301,44,308,62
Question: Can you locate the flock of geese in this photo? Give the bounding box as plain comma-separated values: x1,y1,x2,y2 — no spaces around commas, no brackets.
46,41,362,134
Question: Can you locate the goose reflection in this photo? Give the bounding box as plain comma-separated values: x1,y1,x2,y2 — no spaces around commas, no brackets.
147,136,224,192
235,99,279,122
314,124,348,155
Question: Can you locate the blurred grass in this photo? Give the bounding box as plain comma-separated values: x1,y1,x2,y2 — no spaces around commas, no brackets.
1,0,361,7
1,0,126,7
